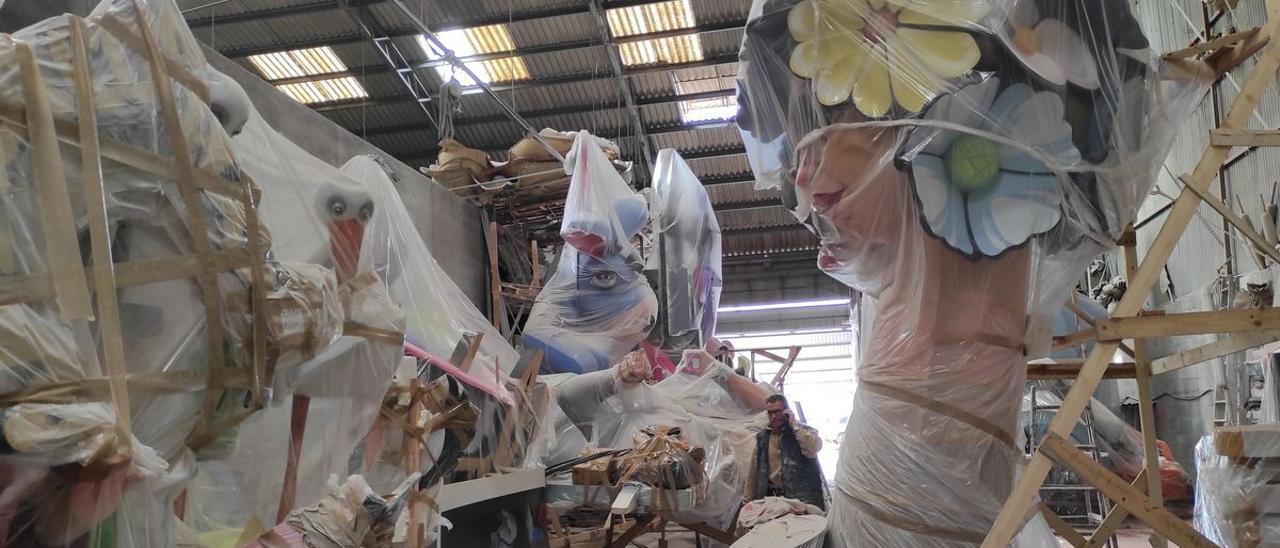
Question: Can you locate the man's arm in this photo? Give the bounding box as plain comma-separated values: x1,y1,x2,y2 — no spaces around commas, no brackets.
792,423,822,458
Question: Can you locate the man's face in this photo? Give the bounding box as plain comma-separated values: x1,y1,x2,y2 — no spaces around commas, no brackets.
766,401,788,430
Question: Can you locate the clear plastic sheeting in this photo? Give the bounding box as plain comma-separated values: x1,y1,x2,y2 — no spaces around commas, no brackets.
549,351,773,530
735,0,1205,545
649,149,723,352
0,0,347,544
1194,426,1280,547
525,131,658,374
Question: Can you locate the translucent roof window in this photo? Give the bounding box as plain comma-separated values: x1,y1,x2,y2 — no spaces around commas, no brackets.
247,46,347,80
274,77,368,105
607,0,704,66
418,24,530,86
674,76,737,124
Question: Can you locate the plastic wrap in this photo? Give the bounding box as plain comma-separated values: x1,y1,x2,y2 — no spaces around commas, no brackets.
649,149,723,352
0,0,348,544
525,131,658,374
1194,425,1280,547
735,0,1205,545
547,352,772,530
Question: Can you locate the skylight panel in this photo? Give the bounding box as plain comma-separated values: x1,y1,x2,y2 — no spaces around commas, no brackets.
275,77,368,105
607,0,704,67
674,77,737,124
247,46,347,80
418,24,530,86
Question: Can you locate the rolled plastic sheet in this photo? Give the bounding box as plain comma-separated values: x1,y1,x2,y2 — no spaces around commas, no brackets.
1194,426,1280,547
525,132,658,374
649,149,723,352
735,0,1207,545
0,0,347,544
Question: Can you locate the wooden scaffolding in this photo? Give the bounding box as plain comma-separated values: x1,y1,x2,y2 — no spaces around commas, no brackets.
997,1,1280,546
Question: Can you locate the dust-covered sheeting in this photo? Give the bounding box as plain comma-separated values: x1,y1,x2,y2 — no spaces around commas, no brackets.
734,0,1206,545
1195,424,1280,546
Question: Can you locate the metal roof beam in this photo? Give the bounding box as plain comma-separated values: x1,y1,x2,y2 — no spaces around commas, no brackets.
187,0,669,31
714,198,782,213
341,3,437,131
307,54,739,111
186,0,385,28
255,22,743,85
215,2,739,58
397,133,743,165
354,88,736,136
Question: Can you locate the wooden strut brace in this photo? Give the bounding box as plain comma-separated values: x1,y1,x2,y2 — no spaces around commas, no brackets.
987,2,1280,546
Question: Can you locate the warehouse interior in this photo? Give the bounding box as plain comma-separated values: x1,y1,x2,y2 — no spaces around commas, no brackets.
0,0,1279,546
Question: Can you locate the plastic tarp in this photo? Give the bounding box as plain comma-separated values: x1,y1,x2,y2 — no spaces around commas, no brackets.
0,0,349,544
1194,426,1280,547
548,351,774,530
525,132,657,374
735,0,1205,545
649,149,723,352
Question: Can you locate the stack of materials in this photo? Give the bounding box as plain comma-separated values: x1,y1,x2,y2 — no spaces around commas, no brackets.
1195,424,1280,547
421,129,630,199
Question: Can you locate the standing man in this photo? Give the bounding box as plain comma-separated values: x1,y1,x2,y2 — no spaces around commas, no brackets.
747,394,826,510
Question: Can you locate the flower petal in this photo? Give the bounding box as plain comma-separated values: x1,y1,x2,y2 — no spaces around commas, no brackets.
911,155,974,255
1009,0,1039,28
904,78,999,158
897,28,981,78
790,39,824,78
815,47,864,105
789,0,819,42
887,47,935,113
1036,20,1100,89
966,172,1062,257
1010,49,1068,86
851,49,893,117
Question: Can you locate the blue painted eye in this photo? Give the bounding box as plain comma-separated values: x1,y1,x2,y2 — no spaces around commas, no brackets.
590,271,619,289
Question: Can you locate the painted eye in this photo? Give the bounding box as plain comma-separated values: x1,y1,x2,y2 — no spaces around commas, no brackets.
360,201,374,221
328,196,347,217
590,271,619,289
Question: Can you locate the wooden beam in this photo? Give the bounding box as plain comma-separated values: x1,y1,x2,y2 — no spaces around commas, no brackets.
1211,128,1280,147
1124,231,1167,548
1082,469,1148,548
1163,27,1261,59
1178,174,1280,265
1039,434,1215,547
1039,502,1086,547
1027,360,1136,380
1095,307,1280,340
1150,329,1280,374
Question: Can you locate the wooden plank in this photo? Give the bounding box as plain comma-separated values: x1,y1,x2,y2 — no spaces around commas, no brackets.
1151,329,1280,374
1027,360,1136,380
276,395,311,523
1094,307,1280,340
488,221,503,329
1052,328,1097,350
16,42,93,321
681,521,738,545
1124,235,1167,548
1164,27,1261,59
131,0,231,439
1211,128,1280,147
1178,174,1280,265
1039,502,1086,547
70,16,132,450
605,514,656,548
1039,434,1215,547
1082,469,1148,548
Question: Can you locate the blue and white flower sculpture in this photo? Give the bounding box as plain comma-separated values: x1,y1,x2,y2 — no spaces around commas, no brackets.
902,78,1081,259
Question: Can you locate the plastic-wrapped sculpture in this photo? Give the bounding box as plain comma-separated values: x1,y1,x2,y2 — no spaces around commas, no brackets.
525,132,658,374
649,149,723,352
0,0,346,544
736,0,1204,545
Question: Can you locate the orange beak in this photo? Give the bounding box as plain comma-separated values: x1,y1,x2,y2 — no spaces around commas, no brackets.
329,219,365,284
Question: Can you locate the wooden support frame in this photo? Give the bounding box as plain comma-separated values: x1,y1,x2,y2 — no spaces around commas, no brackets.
992,4,1280,546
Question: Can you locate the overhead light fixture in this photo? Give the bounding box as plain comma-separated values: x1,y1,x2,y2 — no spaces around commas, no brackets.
606,0,704,66
248,46,348,80
718,298,852,314
418,24,530,86
274,76,368,105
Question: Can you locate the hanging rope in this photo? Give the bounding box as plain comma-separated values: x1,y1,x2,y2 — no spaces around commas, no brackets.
438,79,462,141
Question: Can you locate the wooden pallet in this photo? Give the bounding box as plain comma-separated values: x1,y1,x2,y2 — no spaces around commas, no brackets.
986,2,1280,546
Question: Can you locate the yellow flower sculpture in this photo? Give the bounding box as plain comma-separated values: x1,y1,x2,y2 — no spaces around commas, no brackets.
788,0,988,116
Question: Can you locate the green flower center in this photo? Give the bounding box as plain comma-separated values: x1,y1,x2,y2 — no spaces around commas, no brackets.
945,135,1001,193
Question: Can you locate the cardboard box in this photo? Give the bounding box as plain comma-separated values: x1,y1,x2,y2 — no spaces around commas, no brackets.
572,455,616,486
